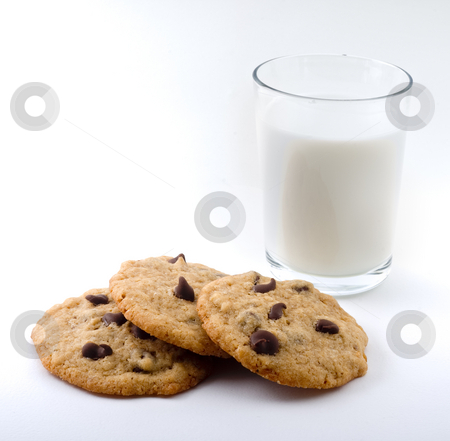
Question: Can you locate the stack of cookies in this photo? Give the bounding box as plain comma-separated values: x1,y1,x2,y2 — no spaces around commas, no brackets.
32,254,368,396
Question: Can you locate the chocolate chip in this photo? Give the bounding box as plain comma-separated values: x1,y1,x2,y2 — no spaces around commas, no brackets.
98,344,113,357
168,254,186,264
253,278,276,293
315,319,339,334
133,367,144,373
293,285,309,293
268,303,286,320
82,342,113,360
130,324,153,340
250,330,279,355
173,276,195,302
85,294,109,305
254,274,260,285
82,342,98,359
102,312,127,327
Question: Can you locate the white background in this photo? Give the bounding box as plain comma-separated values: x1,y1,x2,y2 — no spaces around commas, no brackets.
1,1,449,440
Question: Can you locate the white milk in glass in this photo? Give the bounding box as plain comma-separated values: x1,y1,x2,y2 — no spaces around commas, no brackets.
258,114,405,277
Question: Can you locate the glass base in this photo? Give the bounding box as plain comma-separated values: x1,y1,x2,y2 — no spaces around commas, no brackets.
266,251,392,296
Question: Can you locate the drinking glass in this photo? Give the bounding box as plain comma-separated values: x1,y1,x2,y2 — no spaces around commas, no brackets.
253,54,412,295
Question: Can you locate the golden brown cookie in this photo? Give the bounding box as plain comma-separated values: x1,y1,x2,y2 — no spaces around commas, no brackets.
31,288,213,396
197,271,368,389
109,254,230,358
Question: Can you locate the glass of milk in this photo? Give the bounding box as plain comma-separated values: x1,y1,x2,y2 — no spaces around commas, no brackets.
253,54,412,295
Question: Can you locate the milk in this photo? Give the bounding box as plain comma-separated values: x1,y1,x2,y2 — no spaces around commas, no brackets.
258,120,406,277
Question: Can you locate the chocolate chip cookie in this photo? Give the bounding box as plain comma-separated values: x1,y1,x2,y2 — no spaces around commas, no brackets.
109,254,230,358
31,288,213,395
197,272,368,389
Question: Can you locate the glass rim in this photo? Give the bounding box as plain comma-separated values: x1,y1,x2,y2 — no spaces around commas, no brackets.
252,53,413,102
